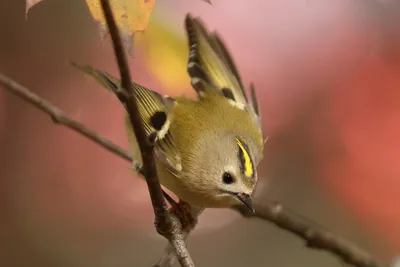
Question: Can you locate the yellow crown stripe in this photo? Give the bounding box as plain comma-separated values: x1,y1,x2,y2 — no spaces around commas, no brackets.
236,138,253,177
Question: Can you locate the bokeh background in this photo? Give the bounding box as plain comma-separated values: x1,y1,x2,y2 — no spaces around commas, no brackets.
1,0,399,266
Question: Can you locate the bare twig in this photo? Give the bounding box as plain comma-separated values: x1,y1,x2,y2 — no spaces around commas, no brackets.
156,200,384,267
250,201,383,267
0,73,132,162
154,205,204,267
98,1,194,266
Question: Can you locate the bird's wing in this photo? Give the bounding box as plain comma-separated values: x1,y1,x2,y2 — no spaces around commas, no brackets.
71,62,182,176
184,14,263,131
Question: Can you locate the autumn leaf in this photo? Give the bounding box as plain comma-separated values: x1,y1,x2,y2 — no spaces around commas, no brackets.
85,0,155,33
85,0,156,56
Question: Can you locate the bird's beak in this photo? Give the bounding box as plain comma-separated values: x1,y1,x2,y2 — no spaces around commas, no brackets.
236,193,255,213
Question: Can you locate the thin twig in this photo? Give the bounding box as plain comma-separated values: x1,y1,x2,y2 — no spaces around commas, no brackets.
0,73,132,162
98,1,194,267
154,205,205,267
156,200,384,267
251,201,383,267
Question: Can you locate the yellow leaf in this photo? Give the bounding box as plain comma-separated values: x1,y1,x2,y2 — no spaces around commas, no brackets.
86,0,155,33
85,0,155,55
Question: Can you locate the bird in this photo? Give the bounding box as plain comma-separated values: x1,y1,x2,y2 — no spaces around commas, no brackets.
72,14,265,213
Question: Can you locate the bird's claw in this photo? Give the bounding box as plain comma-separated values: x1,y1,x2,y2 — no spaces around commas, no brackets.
171,201,197,231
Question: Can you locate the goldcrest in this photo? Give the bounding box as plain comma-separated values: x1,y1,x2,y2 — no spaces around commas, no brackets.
72,14,265,212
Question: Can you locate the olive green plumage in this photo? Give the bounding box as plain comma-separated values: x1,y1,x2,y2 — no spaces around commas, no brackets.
72,14,265,212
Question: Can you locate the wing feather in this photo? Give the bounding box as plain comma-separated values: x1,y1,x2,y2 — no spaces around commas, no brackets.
71,62,182,175
185,14,247,104
184,14,263,133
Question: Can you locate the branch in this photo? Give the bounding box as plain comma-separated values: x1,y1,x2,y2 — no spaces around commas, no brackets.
0,73,132,163
251,201,383,267
98,1,194,267
154,205,204,267
156,200,385,267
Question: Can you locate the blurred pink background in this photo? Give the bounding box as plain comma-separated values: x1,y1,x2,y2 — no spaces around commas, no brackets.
0,0,399,266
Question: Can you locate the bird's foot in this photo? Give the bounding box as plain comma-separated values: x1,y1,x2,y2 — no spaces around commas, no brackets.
162,191,197,231
171,200,197,231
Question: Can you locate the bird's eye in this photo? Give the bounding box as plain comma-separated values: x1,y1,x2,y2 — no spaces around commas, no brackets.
222,172,235,184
